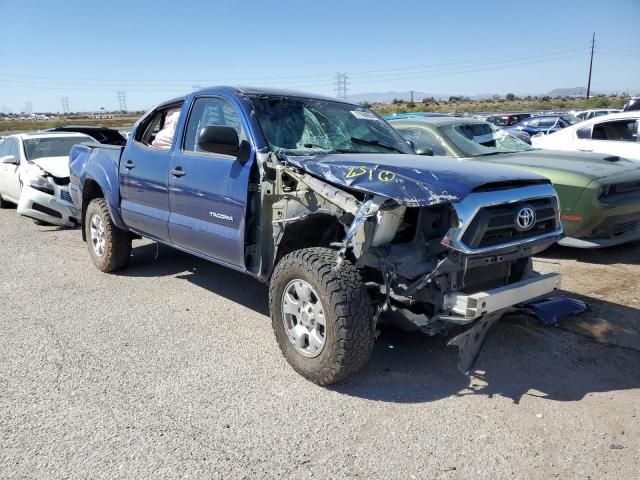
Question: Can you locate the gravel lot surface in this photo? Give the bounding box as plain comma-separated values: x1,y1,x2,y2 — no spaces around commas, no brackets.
1,207,639,479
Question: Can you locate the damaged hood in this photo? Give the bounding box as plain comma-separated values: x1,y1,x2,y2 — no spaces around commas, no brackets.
31,156,70,178
285,153,548,206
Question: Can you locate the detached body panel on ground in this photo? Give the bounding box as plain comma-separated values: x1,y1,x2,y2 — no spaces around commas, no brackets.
70,86,571,384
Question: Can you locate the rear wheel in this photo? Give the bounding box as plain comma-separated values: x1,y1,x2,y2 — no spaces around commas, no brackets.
85,198,131,272
269,247,375,385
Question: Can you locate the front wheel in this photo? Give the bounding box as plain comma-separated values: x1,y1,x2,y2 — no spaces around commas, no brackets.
269,247,375,385
84,198,131,272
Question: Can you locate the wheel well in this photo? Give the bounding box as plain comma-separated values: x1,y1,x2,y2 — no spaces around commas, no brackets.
274,213,345,268
81,179,104,241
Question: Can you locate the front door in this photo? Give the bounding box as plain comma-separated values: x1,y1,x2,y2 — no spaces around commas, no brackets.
119,104,182,242
0,138,23,202
168,96,254,269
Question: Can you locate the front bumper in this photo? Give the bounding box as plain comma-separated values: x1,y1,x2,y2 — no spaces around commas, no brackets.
17,184,80,227
443,273,562,322
558,228,640,248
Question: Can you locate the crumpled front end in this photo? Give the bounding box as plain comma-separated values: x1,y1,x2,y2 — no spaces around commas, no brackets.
253,151,571,374
17,164,79,227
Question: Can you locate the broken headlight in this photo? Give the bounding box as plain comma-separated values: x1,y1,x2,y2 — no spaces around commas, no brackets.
28,170,54,195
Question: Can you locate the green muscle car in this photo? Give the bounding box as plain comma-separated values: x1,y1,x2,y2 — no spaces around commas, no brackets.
388,116,640,248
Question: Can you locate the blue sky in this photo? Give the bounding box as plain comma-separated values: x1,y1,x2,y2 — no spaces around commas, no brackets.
0,0,639,112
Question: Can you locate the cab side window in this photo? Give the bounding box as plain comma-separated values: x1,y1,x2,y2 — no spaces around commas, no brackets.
135,104,183,149
592,120,638,142
3,138,19,162
183,97,244,152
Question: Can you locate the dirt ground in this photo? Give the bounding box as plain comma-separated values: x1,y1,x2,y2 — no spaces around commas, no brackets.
534,242,640,351
1,208,639,479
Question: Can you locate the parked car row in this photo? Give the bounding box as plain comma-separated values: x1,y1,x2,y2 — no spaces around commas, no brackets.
3,88,635,386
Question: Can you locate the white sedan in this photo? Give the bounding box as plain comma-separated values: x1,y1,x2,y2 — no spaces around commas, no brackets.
532,111,640,161
0,132,95,226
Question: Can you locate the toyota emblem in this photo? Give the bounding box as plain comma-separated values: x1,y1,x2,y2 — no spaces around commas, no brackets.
516,207,536,231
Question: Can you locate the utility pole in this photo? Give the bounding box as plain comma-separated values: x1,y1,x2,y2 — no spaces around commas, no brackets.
61,97,70,114
410,90,414,108
586,32,595,99
117,91,128,112
334,73,349,100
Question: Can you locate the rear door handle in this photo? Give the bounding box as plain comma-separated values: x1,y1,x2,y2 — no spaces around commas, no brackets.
171,167,186,178
125,160,135,170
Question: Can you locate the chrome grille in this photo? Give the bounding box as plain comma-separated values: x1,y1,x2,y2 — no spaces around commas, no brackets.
461,197,559,249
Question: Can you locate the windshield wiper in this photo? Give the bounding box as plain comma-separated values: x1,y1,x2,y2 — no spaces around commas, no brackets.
349,137,405,154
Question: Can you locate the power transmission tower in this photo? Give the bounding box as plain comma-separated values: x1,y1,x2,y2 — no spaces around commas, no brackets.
334,73,349,100
586,32,595,99
61,97,70,114
25,102,33,115
117,91,128,112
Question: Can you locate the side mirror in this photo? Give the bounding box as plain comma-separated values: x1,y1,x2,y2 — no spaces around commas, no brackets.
415,146,434,156
197,125,239,156
0,155,17,164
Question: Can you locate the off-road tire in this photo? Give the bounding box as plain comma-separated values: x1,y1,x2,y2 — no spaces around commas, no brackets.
85,198,131,272
269,247,375,385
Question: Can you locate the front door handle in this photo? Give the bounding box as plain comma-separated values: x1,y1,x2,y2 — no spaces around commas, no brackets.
171,167,186,178
125,160,135,170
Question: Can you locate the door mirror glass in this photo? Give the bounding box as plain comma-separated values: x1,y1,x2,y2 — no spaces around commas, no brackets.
415,146,434,156
0,155,17,164
196,125,239,156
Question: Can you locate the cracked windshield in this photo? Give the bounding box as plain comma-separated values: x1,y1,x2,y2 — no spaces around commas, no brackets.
442,122,534,157
248,95,414,156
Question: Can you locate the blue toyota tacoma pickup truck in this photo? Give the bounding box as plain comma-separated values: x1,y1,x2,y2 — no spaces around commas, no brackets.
69,86,566,385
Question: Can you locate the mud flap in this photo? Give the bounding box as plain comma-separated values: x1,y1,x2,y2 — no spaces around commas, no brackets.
447,312,503,375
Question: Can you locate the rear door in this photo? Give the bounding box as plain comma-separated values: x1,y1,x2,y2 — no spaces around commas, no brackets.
119,103,182,242
168,95,254,269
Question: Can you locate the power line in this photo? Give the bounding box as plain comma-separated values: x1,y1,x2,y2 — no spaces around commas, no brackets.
0,47,590,86
117,91,127,111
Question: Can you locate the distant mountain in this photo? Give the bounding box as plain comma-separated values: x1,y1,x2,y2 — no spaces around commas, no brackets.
545,87,596,97
347,91,449,104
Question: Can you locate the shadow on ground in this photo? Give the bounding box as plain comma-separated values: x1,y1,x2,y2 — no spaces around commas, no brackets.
538,241,640,265
117,241,268,315
115,241,640,405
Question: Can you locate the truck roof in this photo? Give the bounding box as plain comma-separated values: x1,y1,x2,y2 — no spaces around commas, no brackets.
157,86,352,109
